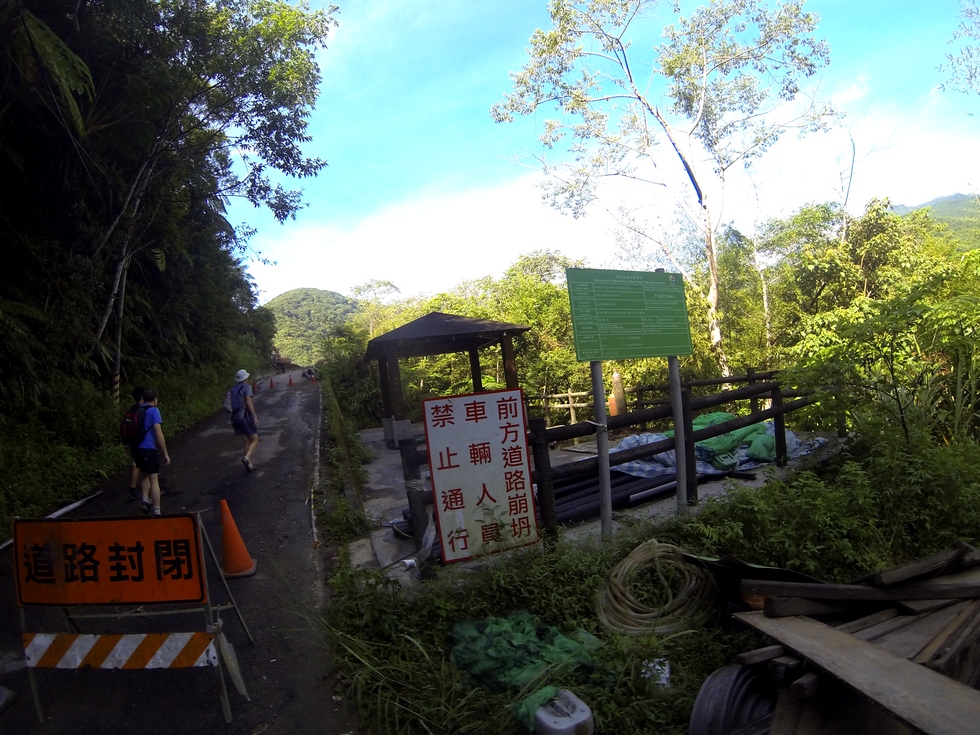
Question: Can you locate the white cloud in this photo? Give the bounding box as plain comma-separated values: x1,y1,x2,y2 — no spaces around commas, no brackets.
249,175,622,304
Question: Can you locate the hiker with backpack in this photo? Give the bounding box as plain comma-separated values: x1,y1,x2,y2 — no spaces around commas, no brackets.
124,385,144,501
230,369,259,472
123,388,170,515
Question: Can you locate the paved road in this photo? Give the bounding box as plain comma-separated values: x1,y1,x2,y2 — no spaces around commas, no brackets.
0,372,360,734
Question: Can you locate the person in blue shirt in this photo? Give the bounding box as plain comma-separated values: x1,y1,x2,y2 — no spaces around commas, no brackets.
134,388,171,515
231,369,259,472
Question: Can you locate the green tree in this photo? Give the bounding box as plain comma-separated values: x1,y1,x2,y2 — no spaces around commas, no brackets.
0,0,334,403
493,0,833,374
782,201,966,444
944,0,980,97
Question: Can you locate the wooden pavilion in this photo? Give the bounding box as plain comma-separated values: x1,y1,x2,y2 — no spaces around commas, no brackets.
363,312,531,422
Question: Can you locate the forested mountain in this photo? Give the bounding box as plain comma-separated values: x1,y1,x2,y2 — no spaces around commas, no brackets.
266,289,359,366
893,194,980,248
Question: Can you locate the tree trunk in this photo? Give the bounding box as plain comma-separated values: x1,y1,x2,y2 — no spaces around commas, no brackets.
111,260,129,402
649,105,730,376
702,200,729,376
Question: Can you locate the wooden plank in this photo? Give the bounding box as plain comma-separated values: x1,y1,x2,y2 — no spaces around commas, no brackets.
898,599,957,614
735,644,785,666
741,579,980,601
791,672,820,699
873,548,966,587
873,602,973,661
764,596,859,618
916,601,980,665
930,603,980,672
734,611,980,735
835,607,899,634
769,685,804,735
916,565,980,587
852,611,928,642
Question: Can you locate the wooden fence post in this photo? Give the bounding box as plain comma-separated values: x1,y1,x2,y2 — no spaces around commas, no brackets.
635,388,647,430
681,388,698,505
612,371,626,417
568,390,577,425
772,386,787,467
542,387,551,428
747,366,758,414
529,418,557,548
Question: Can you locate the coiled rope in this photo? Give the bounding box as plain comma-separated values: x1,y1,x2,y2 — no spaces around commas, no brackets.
596,539,716,636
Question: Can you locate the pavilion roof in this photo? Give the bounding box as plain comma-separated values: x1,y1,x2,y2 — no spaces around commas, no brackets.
363,312,531,361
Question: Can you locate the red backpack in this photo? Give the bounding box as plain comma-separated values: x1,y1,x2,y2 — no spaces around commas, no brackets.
119,403,149,448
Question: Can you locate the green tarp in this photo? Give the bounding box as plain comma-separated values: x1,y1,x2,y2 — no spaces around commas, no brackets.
450,611,600,730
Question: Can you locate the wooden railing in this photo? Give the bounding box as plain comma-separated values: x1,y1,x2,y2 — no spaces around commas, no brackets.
528,368,779,428
398,373,837,559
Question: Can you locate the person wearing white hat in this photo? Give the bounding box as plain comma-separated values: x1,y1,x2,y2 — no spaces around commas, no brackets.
230,368,259,472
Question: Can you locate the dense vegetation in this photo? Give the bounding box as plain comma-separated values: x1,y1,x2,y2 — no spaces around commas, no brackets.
0,0,333,532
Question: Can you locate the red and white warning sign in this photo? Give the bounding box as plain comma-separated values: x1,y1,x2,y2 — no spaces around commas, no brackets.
423,388,539,563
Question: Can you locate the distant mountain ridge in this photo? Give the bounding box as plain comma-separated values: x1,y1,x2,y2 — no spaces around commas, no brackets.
265,288,358,365
892,193,979,248
892,192,976,215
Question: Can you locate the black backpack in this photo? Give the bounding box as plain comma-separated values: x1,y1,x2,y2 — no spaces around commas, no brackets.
120,403,149,448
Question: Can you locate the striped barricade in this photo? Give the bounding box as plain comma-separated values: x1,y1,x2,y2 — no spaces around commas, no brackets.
23,632,217,669
13,514,249,724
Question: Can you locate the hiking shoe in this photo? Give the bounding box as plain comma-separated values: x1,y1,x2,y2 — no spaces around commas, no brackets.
141,500,151,516
129,487,140,501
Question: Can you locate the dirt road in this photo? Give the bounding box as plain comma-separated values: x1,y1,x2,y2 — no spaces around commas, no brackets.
0,372,360,734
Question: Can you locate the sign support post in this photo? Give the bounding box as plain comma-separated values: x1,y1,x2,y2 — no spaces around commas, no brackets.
590,361,613,541
668,355,687,511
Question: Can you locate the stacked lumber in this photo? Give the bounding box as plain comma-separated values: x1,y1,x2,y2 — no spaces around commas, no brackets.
739,544,980,685
717,544,980,735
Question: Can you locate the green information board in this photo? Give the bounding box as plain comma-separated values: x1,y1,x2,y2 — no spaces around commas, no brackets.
566,268,693,360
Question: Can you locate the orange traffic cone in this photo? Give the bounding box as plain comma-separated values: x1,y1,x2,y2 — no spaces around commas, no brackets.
270,378,274,389
220,499,257,578
288,375,293,387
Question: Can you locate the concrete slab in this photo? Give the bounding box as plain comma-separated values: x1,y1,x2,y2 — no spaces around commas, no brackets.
350,424,844,576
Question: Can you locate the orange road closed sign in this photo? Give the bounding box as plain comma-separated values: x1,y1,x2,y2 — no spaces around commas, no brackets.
13,515,206,606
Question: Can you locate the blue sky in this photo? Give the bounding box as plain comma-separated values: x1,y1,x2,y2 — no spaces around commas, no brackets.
228,0,980,304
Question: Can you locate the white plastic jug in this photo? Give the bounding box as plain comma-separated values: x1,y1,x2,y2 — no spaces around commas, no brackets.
534,689,594,735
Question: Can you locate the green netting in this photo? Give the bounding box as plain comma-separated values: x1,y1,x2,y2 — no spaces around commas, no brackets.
450,610,599,730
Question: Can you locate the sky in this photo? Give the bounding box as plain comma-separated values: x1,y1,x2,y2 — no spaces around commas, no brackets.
227,0,980,305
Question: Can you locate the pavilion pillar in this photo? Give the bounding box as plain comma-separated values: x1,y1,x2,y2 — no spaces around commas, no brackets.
388,353,408,420
469,348,484,393
501,335,519,389
378,356,393,418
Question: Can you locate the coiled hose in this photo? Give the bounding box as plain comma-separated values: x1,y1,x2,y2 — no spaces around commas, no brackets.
596,539,716,636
